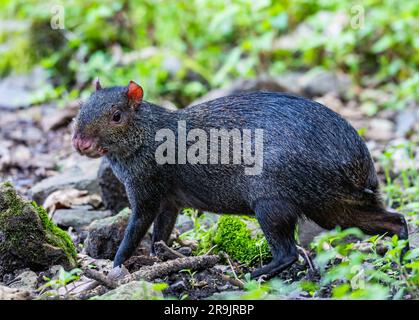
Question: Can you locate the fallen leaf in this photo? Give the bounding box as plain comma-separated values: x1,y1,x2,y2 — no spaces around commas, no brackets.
43,188,102,217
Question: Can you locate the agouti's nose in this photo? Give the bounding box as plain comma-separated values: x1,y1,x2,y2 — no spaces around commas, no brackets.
78,139,92,151
72,135,93,153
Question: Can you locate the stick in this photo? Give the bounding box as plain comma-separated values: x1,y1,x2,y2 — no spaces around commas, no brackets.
154,240,185,260
222,253,244,287
218,274,244,289
83,268,118,289
121,255,220,283
296,245,314,271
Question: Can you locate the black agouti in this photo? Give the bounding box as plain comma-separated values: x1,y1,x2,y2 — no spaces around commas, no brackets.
72,80,409,278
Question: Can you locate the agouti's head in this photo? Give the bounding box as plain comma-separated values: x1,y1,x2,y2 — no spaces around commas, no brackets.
72,79,144,158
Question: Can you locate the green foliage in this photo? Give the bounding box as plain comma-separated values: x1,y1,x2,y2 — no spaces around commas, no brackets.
38,267,83,299
0,0,417,108
311,228,417,300
179,208,217,255
179,211,270,266
212,216,271,266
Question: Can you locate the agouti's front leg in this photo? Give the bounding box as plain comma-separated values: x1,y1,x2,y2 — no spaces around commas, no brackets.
113,188,160,267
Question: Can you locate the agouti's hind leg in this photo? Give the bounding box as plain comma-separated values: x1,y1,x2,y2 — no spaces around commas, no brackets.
151,201,179,254
251,199,298,279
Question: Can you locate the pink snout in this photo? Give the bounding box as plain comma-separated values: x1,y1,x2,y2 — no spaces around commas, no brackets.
72,133,108,158
72,135,93,153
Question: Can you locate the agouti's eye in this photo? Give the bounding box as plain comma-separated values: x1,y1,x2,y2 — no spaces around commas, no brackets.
112,111,122,123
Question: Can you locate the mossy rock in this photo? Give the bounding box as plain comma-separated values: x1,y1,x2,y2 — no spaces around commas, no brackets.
211,216,271,266
0,182,77,276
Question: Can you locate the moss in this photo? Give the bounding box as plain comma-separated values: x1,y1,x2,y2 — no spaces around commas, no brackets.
0,182,77,273
32,202,77,263
212,216,271,266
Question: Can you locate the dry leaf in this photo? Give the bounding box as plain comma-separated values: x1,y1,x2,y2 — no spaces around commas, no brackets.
43,188,102,217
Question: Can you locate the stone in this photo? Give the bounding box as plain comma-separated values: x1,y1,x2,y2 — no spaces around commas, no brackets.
91,281,163,300
297,219,327,248
175,213,194,234
8,270,38,291
97,158,129,214
0,67,50,110
84,208,131,259
169,280,187,293
365,119,395,141
177,247,192,256
40,100,80,132
52,206,113,230
395,106,419,138
30,159,101,204
0,182,77,276
300,70,352,98
0,285,32,300
107,265,130,282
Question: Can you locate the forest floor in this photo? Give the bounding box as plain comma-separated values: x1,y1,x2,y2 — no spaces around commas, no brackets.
0,71,418,300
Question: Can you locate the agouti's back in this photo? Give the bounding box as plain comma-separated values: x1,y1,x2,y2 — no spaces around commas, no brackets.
175,92,378,208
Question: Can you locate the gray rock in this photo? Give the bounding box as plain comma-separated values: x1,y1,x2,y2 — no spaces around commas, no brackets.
84,208,131,259
395,106,419,138
30,159,101,204
107,265,130,282
365,118,395,141
9,270,38,291
175,213,194,234
52,206,113,230
297,219,327,248
200,212,220,228
40,100,80,132
97,158,129,214
177,247,192,256
300,70,352,98
91,281,163,300
0,67,50,110
169,280,187,292
0,285,32,300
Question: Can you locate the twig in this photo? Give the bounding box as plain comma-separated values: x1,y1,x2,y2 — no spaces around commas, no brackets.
83,268,118,289
66,279,99,295
222,253,244,287
296,245,314,271
154,240,185,260
218,273,244,289
121,255,220,283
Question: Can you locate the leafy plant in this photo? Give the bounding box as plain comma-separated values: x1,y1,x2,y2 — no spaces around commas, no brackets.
38,267,83,299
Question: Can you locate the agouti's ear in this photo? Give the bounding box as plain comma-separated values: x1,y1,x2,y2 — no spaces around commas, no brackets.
127,80,144,108
94,77,102,91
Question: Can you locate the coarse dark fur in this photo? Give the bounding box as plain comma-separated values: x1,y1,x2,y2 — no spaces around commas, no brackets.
73,83,409,278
